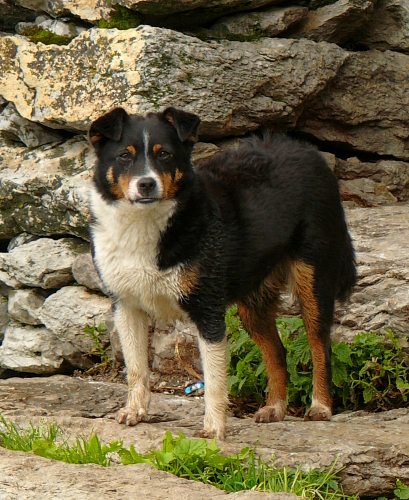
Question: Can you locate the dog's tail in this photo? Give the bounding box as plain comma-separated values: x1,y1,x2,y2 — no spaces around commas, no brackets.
336,232,357,301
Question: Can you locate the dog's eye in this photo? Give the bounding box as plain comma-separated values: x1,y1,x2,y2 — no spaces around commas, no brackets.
118,151,132,161
157,150,172,161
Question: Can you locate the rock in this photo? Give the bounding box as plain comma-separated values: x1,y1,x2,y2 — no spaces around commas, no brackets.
0,375,407,498
152,320,201,376
0,136,93,239
8,289,45,325
335,156,409,202
0,103,64,147
0,323,69,374
0,296,7,341
361,0,409,54
16,15,86,40
72,253,105,292
7,233,39,251
0,26,348,136
299,50,409,159
38,286,112,367
15,0,112,23
207,6,308,40
0,0,36,32
192,142,221,164
334,204,409,340
0,238,88,289
294,0,375,44
339,178,398,206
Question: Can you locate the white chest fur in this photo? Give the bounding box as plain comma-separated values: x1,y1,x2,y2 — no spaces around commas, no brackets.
89,188,187,321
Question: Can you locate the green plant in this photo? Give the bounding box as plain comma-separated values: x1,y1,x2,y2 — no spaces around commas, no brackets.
226,307,408,412
20,27,72,45
83,323,111,369
0,416,354,498
120,431,353,498
0,415,122,466
394,480,409,499
97,6,141,30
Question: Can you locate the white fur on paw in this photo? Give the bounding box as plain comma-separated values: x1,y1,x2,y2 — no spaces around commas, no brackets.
116,407,143,426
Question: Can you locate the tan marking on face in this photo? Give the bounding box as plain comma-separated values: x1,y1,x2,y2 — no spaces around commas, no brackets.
153,144,162,154
106,166,115,184
127,145,137,155
179,264,200,296
159,169,184,199
109,173,132,200
290,261,332,409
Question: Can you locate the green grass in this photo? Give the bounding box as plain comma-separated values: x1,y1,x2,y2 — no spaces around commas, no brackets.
97,6,141,30
20,27,72,45
226,307,409,413
0,416,355,498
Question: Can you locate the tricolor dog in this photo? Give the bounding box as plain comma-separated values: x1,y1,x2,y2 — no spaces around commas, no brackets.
88,107,356,440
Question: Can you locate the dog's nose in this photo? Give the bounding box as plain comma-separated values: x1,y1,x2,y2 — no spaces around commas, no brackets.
137,177,156,196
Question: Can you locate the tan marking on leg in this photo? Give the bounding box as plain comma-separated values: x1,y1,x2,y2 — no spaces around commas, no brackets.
127,145,137,155
179,263,200,297
114,303,150,426
290,261,332,419
197,336,228,440
153,144,162,154
237,303,287,423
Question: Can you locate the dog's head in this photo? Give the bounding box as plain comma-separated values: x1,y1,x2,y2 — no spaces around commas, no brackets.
89,107,200,205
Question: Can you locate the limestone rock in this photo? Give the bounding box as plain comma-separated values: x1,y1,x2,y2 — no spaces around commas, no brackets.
0,0,36,31
0,323,68,374
299,50,409,159
38,286,112,367
72,253,105,292
8,289,45,326
15,0,112,23
0,26,348,136
0,296,7,341
335,156,409,202
7,233,39,251
208,6,308,40
294,0,375,44
334,204,409,340
0,136,93,239
339,178,398,206
152,320,201,376
16,16,87,40
0,376,407,498
0,102,64,147
362,0,409,54
0,238,88,289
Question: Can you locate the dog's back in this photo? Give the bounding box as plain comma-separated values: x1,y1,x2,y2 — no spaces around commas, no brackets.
196,133,356,304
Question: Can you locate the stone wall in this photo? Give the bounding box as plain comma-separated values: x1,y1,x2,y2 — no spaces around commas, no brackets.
0,0,408,376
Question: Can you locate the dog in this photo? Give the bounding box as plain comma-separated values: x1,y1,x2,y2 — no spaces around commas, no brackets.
88,107,356,440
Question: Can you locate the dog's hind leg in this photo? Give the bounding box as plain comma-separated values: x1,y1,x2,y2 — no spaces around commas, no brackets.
290,260,334,421
237,301,288,423
114,301,151,426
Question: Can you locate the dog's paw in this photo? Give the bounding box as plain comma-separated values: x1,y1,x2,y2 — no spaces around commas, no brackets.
194,427,225,441
116,407,144,426
254,403,286,423
304,403,332,422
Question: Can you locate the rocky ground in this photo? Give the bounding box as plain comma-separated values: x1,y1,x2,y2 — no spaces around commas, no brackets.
0,375,408,499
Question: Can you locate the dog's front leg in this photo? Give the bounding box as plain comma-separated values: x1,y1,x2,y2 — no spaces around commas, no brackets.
114,301,150,426
197,334,228,440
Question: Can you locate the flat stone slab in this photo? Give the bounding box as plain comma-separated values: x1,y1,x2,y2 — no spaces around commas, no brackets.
0,376,407,498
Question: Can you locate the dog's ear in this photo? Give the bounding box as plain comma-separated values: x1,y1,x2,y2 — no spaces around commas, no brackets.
163,107,200,143
89,107,128,146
